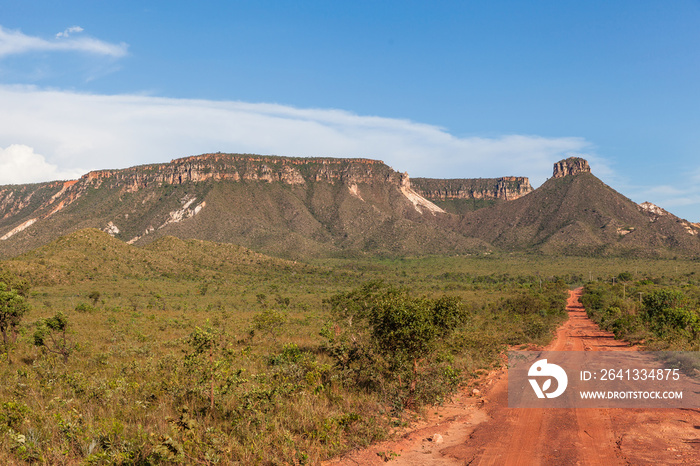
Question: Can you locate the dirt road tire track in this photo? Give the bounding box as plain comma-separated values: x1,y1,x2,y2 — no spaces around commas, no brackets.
326,288,700,465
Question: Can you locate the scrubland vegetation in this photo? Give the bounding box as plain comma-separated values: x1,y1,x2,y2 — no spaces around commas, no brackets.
582,272,700,350
0,230,697,464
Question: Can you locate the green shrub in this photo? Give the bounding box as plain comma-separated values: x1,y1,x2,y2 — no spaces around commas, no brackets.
325,283,467,409
0,280,29,349
250,308,287,344
75,302,97,313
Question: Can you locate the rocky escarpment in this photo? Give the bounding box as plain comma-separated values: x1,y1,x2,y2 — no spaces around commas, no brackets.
0,153,454,256
553,157,590,178
83,153,402,191
1,153,697,259
410,177,532,201
0,154,417,238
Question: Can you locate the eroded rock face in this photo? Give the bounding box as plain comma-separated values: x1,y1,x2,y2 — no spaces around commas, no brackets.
552,157,591,178
0,154,424,242
639,201,668,218
53,154,407,197
410,176,533,201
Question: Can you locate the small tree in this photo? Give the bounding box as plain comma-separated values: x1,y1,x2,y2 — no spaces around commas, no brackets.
33,312,75,363
0,281,29,349
369,293,464,406
250,308,287,344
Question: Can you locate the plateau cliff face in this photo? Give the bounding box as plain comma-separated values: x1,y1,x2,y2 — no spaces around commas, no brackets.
411,177,532,202
0,153,472,259
78,153,403,191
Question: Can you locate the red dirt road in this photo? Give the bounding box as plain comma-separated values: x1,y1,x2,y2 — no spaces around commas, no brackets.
327,289,700,465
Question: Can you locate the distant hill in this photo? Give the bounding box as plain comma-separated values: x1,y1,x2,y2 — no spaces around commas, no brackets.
0,154,698,259
2,228,305,285
459,157,700,257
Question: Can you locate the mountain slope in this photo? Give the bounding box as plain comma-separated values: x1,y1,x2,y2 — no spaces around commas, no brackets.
0,154,487,259
3,228,306,285
459,160,700,257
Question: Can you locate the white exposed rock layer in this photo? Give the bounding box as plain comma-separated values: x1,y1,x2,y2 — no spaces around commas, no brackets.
1,218,36,240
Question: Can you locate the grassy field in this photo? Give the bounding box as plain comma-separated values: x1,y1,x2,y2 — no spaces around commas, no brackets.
0,229,697,464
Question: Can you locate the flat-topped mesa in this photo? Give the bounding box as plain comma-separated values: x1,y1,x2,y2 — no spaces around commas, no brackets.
79,153,398,192
552,157,591,178
410,177,533,201
171,153,384,166
0,153,436,243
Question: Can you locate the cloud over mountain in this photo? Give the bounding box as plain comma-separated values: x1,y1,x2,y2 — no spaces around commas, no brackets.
0,85,594,186
0,144,84,184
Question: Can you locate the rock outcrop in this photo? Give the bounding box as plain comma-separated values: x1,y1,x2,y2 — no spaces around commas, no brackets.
81,153,400,191
552,157,591,178
639,201,699,236
411,176,532,201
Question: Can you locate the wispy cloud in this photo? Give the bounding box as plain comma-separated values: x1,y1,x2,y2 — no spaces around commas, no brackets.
691,167,700,183
0,26,127,58
0,85,596,189
619,176,700,222
56,26,84,39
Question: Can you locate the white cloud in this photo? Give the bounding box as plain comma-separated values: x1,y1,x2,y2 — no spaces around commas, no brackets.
0,26,127,58
0,144,84,185
646,185,685,196
56,26,84,39
0,85,596,187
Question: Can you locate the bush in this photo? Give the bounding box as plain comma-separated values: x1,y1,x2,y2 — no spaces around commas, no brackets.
502,292,547,315
0,278,29,349
75,302,97,313
643,289,700,339
250,308,287,343
324,283,467,409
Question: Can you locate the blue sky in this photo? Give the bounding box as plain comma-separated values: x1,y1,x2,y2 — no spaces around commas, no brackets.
1,0,699,221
